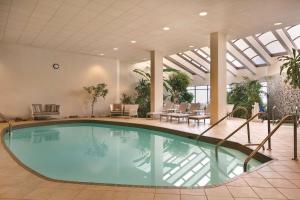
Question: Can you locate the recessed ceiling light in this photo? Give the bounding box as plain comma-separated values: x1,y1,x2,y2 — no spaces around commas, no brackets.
274,22,282,26
163,27,170,31
113,47,118,51
199,12,208,16
130,40,136,44
189,45,195,48
99,53,104,56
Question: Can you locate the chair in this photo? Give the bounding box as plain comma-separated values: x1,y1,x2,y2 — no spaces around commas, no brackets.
110,104,124,117
187,104,210,126
168,102,190,123
32,104,60,119
189,103,201,115
123,104,139,117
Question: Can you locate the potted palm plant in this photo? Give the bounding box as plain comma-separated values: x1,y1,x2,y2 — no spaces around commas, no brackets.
84,83,108,117
278,49,300,89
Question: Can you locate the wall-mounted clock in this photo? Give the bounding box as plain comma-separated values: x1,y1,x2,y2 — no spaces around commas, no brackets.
52,63,60,70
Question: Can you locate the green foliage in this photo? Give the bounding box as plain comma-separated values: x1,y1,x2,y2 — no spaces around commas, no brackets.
84,83,108,116
133,67,178,92
120,93,135,104
278,49,300,89
166,72,193,104
227,79,262,118
135,79,151,117
132,67,192,117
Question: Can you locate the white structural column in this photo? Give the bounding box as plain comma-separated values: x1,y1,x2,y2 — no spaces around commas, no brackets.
210,32,227,124
150,51,164,112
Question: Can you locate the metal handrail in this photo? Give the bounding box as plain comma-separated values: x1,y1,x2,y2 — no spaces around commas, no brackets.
215,112,265,157
243,114,298,171
197,106,248,138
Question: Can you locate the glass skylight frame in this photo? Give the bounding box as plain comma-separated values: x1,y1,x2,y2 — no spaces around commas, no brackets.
178,52,209,73
231,38,268,67
285,25,300,50
193,47,245,70
255,31,287,57
226,52,244,69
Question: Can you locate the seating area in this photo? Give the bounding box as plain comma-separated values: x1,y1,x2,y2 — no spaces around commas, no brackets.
110,104,139,118
159,102,210,124
31,104,60,120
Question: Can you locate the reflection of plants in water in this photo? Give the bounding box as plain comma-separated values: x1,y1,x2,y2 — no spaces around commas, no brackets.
164,139,190,157
135,132,151,154
133,132,151,166
86,128,108,158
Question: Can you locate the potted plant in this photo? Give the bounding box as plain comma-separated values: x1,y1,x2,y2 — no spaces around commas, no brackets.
278,49,300,89
84,83,108,117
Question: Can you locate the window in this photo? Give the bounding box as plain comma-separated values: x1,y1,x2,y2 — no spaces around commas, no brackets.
232,39,267,66
260,82,268,106
256,31,286,56
187,85,210,105
286,25,300,49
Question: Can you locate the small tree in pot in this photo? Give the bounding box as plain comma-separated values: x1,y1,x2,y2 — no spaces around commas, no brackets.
84,83,108,117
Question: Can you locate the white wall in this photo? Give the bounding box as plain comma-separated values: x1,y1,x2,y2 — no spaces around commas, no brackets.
0,43,119,118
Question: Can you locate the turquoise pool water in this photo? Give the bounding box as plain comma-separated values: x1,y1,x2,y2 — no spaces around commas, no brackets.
4,123,261,187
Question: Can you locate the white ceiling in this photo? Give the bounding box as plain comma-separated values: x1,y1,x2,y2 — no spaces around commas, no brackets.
1,0,300,62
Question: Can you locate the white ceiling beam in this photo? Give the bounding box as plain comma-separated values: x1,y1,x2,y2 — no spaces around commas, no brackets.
163,58,193,79
169,54,207,79
226,62,238,77
246,36,273,64
184,51,210,71
227,42,257,75
276,29,294,53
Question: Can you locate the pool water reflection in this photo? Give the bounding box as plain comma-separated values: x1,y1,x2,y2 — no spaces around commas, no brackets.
4,123,261,187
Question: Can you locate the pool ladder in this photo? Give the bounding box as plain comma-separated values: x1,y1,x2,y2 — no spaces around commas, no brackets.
197,108,298,172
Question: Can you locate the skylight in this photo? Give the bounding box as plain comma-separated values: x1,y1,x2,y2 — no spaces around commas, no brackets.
193,47,210,61
226,53,244,68
286,25,300,49
179,53,209,72
232,39,267,66
256,31,286,56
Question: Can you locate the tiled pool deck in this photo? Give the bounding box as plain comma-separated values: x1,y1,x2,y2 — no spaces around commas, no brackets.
1,117,300,200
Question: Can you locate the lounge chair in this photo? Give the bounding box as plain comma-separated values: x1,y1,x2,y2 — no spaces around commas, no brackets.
188,103,201,115
110,104,124,117
187,104,210,125
168,102,190,123
32,104,60,120
123,104,139,117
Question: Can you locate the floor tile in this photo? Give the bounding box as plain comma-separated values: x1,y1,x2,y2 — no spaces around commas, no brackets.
154,193,180,200
252,187,286,199
227,186,258,198
277,188,300,199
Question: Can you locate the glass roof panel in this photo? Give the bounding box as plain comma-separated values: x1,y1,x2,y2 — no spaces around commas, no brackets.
226,52,244,68
196,50,209,59
232,60,243,68
252,56,266,65
232,38,266,65
256,31,286,55
201,47,210,55
266,41,286,54
294,38,300,49
243,48,257,58
233,39,249,51
226,53,234,62
286,25,300,40
257,31,276,45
